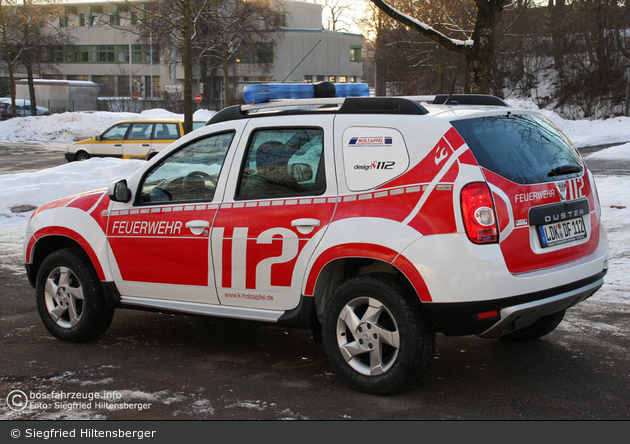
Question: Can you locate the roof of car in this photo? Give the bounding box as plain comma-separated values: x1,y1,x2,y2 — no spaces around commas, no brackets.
207,94,513,126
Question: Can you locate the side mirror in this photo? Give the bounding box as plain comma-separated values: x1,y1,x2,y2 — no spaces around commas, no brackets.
108,179,132,203
95,135,102,141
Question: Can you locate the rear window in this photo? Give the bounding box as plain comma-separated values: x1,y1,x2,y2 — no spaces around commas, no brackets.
451,114,583,185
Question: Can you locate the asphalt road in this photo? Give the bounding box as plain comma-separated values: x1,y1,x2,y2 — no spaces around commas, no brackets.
1,142,629,421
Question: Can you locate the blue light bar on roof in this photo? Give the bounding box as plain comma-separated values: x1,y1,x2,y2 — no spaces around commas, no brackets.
243,82,369,104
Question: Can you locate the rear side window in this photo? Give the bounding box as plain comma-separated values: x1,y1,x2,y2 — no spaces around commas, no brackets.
452,114,583,185
153,123,180,140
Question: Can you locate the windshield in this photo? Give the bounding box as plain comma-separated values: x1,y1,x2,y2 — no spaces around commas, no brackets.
451,113,583,185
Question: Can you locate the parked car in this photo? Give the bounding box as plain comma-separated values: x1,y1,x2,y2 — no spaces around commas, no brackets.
66,119,207,161
0,98,50,119
24,83,608,394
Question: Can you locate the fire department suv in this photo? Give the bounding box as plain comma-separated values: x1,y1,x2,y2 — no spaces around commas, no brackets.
24,85,609,394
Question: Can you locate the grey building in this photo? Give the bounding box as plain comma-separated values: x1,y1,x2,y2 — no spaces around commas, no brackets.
5,0,363,110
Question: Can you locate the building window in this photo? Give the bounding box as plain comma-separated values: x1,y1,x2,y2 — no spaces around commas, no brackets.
73,46,90,62
79,14,86,26
303,75,313,83
95,46,115,63
339,76,347,83
46,46,68,63
146,76,160,95
328,76,336,82
118,46,129,63
350,76,357,83
133,45,143,63
131,12,137,25
236,43,273,64
316,76,325,82
244,77,273,82
59,16,68,27
92,75,115,96
350,47,362,62
274,13,286,28
67,75,89,81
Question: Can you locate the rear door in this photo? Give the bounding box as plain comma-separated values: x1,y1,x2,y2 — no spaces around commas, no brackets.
211,116,337,311
152,122,182,154
122,122,154,159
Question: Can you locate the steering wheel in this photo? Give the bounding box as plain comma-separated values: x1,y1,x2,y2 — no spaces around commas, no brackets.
181,171,216,199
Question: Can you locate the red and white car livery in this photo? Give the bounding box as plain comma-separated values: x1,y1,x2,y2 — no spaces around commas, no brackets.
24,88,608,394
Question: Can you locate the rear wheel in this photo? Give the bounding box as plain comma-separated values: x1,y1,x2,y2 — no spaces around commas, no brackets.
500,310,566,342
36,248,114,342
322,274,435,395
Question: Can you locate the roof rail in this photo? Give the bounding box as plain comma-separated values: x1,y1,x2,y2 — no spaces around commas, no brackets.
338,97,429,115
206,97,429,125
432,94,508,107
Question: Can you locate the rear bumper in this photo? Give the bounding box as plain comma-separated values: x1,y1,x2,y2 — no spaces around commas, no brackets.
423,270,606,337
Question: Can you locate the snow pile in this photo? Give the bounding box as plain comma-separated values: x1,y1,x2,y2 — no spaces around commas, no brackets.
505,99,630,148
0,108,216,144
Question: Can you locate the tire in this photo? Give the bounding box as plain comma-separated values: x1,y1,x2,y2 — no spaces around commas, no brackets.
322,274,435,395
500,310,566,342
35,248,114,342
75,151,90,161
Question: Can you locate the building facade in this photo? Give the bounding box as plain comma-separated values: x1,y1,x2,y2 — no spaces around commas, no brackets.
2,0,363,111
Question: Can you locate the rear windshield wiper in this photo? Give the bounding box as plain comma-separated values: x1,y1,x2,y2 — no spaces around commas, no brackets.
548,164,583,177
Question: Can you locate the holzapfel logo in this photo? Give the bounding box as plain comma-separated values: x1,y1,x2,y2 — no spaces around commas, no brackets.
349,136,393,147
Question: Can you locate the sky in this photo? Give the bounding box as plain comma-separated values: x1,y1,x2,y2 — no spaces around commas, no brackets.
0,100,628,325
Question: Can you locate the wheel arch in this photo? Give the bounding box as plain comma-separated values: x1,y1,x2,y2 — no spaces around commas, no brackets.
26,232,105,288
310,254,431,323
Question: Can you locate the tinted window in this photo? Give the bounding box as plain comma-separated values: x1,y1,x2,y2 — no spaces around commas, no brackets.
236,128,325,200
139,132,234,204
452,114,583,185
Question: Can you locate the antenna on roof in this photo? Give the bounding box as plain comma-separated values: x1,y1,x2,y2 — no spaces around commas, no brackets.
282,40,322,83
444,78,459,105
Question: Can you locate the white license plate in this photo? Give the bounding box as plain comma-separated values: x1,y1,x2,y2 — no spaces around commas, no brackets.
538,217,587,248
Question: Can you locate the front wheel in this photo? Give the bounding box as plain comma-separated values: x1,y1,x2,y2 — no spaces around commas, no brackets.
322,274,435,395
74,151,90,161
35,248,114,342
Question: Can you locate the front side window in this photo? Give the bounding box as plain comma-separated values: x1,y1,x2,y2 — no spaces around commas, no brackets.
100,123,130,140
237,128,325,200
139,132,235,204
452,114,583,185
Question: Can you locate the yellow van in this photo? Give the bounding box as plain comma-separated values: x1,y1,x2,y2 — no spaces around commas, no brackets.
66,119,206,162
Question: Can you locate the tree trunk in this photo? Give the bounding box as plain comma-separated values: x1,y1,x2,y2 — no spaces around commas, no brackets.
26,62,37,116
465,0,501,94
181,0,193,134
370,0,507,95
222,57,232,107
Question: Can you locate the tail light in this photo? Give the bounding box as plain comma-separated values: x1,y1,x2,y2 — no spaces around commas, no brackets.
461,182,498,244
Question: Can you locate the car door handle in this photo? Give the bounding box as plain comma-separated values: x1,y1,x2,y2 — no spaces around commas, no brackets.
142,144,150,147
186,220,210,236
114,144,122,147
291,218,320,235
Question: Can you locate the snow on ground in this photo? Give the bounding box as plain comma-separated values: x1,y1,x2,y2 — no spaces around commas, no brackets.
0,103,628,311
0,108,216,144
